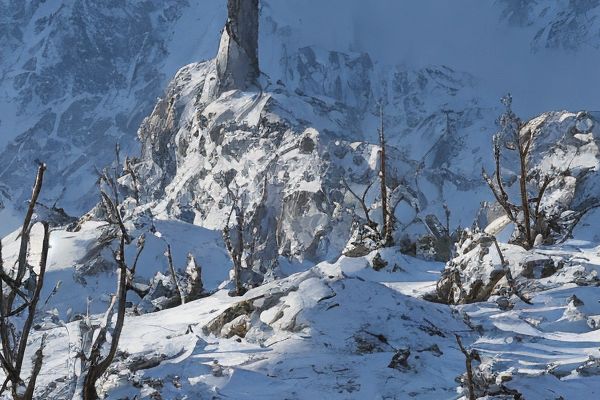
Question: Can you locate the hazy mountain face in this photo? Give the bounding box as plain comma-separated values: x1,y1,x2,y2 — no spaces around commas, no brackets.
0,0,224,226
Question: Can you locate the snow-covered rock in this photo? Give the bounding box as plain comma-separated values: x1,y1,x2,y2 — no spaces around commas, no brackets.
21,251,472,399
132,48,496,271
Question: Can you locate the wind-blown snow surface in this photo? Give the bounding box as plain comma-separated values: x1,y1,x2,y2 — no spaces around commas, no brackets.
8,239,600,399
458,241,600,398
3,244,473,399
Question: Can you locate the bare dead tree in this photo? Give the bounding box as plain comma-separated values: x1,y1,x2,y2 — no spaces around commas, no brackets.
343,104,400,251
78,159,143,400
483,96,533,248
80,235,128,400
223,189,247,297
455,334,479,400
222,178,267,296
379,103,393,246
482,94,584,249
0,164,50,400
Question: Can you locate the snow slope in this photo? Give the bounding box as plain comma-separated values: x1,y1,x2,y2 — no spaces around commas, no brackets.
2,1,600,399
458,241,600,398
7,248,474,399
0,218,230,319
9,238,600,399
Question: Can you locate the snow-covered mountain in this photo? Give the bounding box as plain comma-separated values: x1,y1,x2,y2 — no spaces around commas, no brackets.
500,0,600,50
0,0,225,230
129,0,600,266
2,0,600,233
2,0,600,399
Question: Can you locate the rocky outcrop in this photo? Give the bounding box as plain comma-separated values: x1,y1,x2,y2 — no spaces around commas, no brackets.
215,0,260,94
133,50,495,273
434,230,536,304
134,36,600,277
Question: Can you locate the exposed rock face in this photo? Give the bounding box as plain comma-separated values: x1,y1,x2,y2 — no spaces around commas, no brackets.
136,64,359,267
500,0,600,51
215,0,260,94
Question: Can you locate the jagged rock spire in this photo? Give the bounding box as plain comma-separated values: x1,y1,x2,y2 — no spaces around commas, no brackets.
215,0,259,93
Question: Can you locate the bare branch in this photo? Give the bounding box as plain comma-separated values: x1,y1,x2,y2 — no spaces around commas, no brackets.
165,245,185,305
83,235,128,400
482,168,518,224
342,178,377,230
129,234,145,276
15,163,46,287
455,335,477,400
15,222,50,375
0,164,53,400
533,174,554,222
23,334,47,399
99,191,130,244
379,102,393,246
492,236,532,304
557,202,600,244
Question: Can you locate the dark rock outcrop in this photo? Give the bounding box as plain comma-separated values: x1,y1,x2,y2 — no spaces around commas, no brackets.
214,0,260,95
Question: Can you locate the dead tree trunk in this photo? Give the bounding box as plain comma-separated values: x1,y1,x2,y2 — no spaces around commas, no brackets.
221,179,264,297
223,199,246,297
165,244,185,305
82,236,128,400
80,157,143,399
518,130,533,249
0,164,50,400
455,334,478,400
379,104,393,246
